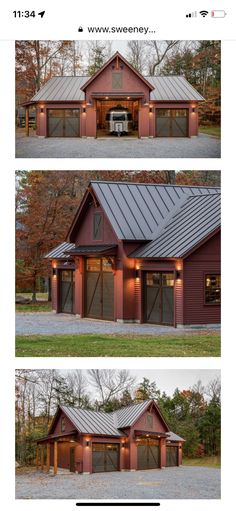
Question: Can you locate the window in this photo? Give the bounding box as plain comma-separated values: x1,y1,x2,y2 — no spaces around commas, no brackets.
61,417,66,432
147,414,153,428
93,212,103,240
112,72,123,89
205,274,221,304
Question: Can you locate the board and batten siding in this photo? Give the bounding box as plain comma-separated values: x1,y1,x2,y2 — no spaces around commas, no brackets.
183,231,221,325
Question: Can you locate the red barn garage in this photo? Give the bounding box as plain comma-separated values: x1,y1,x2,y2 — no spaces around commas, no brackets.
46,181,221,329
24,52,204,139
36,400,184,474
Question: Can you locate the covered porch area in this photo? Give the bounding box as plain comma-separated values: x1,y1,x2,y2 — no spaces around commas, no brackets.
36,431,79,475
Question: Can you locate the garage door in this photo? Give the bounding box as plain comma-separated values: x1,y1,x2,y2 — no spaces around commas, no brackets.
145,272,174,325
92,444,119,473
137,439,160,470
166,446,178,467
59,270,74,313
156,109,188,137
86,258,114,320
48,109,80,137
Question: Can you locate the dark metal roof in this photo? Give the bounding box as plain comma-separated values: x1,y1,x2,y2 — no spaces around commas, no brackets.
30,76,203,103
132,193,221,258
67,244,117,255
113,400,153,428
166,431,185,442
44,242,75,259
148,76,204,101
91,181,220,241
31,76,88,102
60,406,124,436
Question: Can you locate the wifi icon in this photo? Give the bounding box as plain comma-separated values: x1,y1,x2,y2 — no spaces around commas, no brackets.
199,10,209,17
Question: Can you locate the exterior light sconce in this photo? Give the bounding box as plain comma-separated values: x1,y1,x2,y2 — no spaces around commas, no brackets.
86,440,91,447
52,268,57,276
149,107,153,114
40,107,44,113
192,107,196,113
176,270,181,280
82,106,86,114
121,442,125,448
135,269,139,279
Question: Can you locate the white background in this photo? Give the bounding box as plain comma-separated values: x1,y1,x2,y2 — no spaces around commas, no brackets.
0,0,235,510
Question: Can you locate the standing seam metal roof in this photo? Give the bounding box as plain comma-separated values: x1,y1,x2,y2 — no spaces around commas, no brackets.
44,241,75,259
59,401,162,436
31,75,204,102
132,193,221,258
90,182,220,241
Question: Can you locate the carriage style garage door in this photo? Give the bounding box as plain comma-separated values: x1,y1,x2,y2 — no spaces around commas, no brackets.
85,258,114,320
166,446,178,467
92,443,119,473
137,438,160,470
59,270,74,313
48,109,80,137
156,109,188,137
145,272,174,325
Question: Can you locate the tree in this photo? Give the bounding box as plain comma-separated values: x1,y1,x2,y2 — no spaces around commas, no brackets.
16,171,80,301
127,41,147,73
86,41,112,76
146,40,179,75
135,378,161,402
87,370,135,410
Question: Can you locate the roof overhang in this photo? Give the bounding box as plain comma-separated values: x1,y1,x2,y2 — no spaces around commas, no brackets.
91,92,144,99
66,244,117,256
37,430,77,444
134,430,168,438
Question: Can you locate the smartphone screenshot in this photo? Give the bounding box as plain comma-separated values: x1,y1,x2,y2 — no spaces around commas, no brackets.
0,1,234,510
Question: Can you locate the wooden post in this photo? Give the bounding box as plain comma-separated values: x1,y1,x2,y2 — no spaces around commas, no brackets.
54,441,58,475
25,107,29,136
36,445,39,470
40,445,44,470
46,443,50,472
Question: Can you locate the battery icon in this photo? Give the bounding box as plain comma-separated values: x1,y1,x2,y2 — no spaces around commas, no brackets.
211,10,227,18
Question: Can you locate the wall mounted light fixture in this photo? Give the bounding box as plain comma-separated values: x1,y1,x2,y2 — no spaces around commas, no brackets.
52,268,57,276
176,270,181,280
86,440,90,447
135,269,139,279
149,107,153,113
121,442,125,448
82,106,86,113
40,108,44,113
192,107,195,113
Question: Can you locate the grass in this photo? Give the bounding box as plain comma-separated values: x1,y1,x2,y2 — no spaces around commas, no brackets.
15,332,220,357
183,456,221,468
199,125,221,137
16,302,52,312
16,292,48,300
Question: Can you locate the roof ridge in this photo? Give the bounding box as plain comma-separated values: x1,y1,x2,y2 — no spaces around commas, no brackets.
90,180,220,190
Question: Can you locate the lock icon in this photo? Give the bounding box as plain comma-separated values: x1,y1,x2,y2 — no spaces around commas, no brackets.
78,26,83,32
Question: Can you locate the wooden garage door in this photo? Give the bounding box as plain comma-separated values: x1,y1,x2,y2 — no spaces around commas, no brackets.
145,272,174,325
137,439,160,470
166,446,178,467
48,109,80,137
156,109,188,137
85,258,114,320
59,270,74,313
92,443,119,473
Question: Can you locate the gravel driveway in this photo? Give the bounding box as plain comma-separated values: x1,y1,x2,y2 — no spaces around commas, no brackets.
15,312,209,336
15,133,220,158
16,466,220,499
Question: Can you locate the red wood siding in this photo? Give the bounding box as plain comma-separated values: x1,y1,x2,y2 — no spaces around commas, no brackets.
183,232,221,325
131,407,168,434
51,410,76,435
74,203,118,246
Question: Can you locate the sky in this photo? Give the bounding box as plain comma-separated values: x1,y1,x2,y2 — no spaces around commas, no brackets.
62,369,220,398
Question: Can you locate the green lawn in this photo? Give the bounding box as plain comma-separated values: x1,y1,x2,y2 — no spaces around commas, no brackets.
16,302,51,312
183,456,221,468
199,125,221,137
15,333,220,357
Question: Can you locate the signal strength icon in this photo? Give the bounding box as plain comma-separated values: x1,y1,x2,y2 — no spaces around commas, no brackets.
199,10,209,17
186,11,197,18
